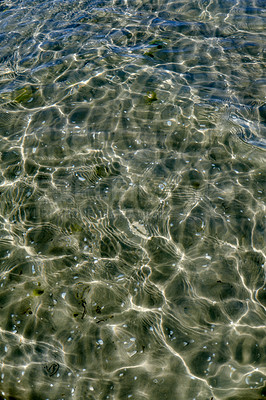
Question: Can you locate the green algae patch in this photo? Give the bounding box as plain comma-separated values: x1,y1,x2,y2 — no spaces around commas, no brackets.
95,164,109,178
33,288,44,296
0,85,41,107
69,223,83,233
144,91,158,104
13,85,39,104
144,40,168,57
144,50,155,58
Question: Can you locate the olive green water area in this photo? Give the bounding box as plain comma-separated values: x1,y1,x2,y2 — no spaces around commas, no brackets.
0,0,265,399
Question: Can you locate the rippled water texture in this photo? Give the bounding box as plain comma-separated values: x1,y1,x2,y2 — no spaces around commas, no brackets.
0,0,265,399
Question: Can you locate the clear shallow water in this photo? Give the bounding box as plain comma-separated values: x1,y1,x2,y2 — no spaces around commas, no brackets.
0,0,265,399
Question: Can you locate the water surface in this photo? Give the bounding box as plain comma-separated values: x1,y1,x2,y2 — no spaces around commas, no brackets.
0,0,265,399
